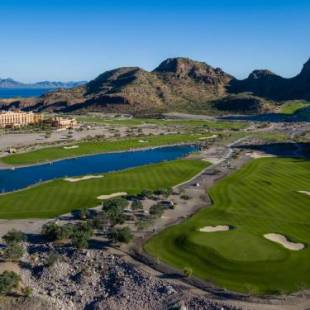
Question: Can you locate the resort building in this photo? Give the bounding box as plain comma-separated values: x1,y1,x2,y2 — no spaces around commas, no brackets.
44,116,78,129
0,111,43,128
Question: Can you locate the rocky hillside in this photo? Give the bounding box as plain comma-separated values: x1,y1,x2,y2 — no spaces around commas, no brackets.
1,57,309,114
229,58,310,101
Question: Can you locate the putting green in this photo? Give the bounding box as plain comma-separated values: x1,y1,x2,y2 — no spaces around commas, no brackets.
2,134,203,166
145,157,310,294
0,159,208,219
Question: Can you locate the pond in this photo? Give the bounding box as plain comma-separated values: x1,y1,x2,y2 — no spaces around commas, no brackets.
0,145,197,193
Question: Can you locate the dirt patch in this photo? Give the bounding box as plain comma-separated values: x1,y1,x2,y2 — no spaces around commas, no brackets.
0,262,21,274
199,225,230,232
64,175,104,182
298,190,310,196
97,192,128,200
264,233,304,251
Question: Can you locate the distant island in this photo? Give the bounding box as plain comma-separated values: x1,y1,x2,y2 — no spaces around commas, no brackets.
0,78,87,89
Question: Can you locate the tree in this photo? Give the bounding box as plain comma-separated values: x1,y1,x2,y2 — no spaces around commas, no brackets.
41,223,74,241
2,229,25,245
109,227,133,243
78,208,90,220
154,188,172,197
0,271,21,295
2,243,24,261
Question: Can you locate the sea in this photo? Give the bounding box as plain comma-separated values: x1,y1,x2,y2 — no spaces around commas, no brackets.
0,88,52,99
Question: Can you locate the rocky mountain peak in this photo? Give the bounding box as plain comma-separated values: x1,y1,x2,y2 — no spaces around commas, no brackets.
248,69,277,80
154,57,232,84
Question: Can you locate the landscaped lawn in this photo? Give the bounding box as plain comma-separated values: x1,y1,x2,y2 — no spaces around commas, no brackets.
280,101,310,115
0,159,208,219
145,157,310,294
2,134,205,166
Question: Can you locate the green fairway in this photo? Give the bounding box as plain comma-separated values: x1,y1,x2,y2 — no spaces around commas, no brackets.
2,134,204,166
76,116,247,129
145,157,310,294
0,159,208,219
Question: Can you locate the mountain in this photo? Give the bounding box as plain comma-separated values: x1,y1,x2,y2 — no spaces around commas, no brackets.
0,78,87,89
0,57,309,115
229,58,310,100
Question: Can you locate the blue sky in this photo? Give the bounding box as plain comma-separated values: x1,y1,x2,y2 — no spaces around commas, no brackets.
0,0,309,82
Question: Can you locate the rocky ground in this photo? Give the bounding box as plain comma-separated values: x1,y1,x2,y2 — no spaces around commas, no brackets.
18,243,238,310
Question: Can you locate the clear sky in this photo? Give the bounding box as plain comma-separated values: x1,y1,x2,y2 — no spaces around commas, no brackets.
0,0,309,82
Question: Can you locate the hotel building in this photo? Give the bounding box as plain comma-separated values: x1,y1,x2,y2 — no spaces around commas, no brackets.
0,111,43,128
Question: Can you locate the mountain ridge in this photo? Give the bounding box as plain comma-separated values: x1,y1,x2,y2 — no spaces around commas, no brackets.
0,57,309,114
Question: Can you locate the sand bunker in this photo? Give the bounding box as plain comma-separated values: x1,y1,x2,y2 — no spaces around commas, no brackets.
298,191,310,196
264,233,304,251
63,145,79,150
97,192,128,200
199,225,230,232
247,152,275,159
65,175,104,182
138,140,148,143
198,135,218,140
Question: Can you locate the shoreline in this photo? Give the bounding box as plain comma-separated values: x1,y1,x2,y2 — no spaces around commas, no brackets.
0,141,199,170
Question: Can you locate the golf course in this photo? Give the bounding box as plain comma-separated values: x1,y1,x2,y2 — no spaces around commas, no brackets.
0,159,208,219
1,134,206,166
145,157,310,294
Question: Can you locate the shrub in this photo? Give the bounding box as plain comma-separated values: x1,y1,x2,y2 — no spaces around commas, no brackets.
71,222,93,249
131,200,143,210
2,243,24,261
46,251,61,267
2,229,25,245
22,286,33,297
154,188,172,197
139,189,153,199
102,197,128,211
180,194,191,200
41,223,74,241
149,203,166,218
183,267,193,277
109,227,133,243
77,208,90,220
0,271,21,295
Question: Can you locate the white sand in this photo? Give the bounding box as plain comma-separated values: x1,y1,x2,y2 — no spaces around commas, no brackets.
264,233,304,251
63,145,79,150
97,192,128,200
247,152,275,159
298,191,310,196
138,139,148,143
198,135,218,140
64,175,104,182
199,225,230,232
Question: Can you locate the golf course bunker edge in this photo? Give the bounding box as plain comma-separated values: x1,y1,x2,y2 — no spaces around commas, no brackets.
264,233,305,251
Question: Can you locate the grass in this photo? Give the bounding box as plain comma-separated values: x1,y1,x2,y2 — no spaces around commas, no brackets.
0,159,208,219
145,157,310,294
76,116,247,130
280,101,310,115
2,134,205,166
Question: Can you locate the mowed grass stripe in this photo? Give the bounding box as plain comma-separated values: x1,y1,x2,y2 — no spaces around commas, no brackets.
0,159,209,219
145,157,310,294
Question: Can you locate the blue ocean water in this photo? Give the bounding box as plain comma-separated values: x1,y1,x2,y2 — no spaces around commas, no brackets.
0,88,51,98
0,145,197,193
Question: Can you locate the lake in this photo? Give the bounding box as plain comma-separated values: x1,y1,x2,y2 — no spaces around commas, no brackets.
0,88,52,98
0,145,197,193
